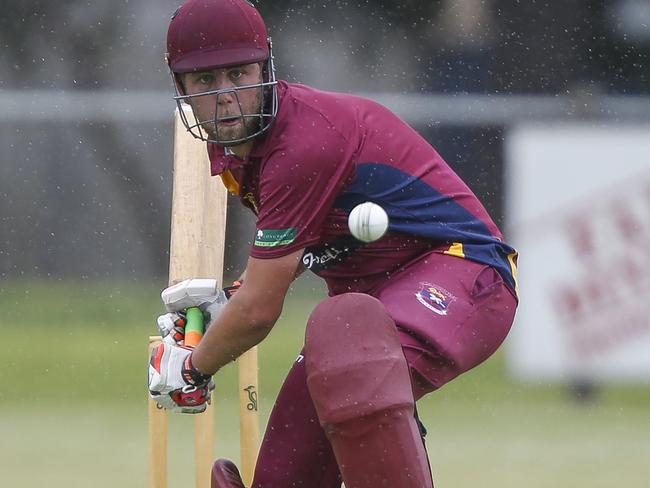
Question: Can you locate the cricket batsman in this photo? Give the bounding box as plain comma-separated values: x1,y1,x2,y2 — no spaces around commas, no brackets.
148,0,519,486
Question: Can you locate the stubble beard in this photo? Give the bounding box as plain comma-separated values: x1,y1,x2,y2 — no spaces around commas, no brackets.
215,114,260,146
209,89,264,146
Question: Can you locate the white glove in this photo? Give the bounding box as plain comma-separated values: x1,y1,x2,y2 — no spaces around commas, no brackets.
162,278,228,323
148,342,214,414
157,278,238,346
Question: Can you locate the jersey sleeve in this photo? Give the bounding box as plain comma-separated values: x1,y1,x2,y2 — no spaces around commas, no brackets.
250,127,355,258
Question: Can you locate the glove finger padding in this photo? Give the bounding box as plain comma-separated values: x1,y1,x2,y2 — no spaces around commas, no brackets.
157,312,186,345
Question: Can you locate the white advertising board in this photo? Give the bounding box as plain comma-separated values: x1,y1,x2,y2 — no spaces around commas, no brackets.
505,124,650,382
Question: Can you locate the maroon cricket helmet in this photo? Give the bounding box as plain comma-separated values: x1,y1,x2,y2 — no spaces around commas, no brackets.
165,0,279,146
167,0,270,73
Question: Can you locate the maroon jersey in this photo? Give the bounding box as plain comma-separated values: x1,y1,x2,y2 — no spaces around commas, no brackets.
208,81,518,296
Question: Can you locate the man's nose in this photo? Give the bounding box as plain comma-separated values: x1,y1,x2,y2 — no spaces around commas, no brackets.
215,86,237,105
214,77,237,103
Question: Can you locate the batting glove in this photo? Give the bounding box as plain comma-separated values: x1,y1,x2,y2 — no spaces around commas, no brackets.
161,278,231,322
148,342,214,414
157,279,242,346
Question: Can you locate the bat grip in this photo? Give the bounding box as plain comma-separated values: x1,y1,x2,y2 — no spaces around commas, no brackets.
184,307,205,347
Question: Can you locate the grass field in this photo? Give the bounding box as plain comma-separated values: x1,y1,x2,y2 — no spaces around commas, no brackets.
1,279,649,487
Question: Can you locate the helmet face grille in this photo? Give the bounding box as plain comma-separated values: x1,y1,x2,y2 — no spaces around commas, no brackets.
170,45,279,146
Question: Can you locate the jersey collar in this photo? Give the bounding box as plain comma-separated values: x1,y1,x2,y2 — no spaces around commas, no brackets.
208,143,246,176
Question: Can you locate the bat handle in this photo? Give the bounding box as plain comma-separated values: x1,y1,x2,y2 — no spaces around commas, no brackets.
184,307,204,347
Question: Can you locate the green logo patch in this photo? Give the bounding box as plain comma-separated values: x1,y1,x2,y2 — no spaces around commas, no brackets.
254,228,298,247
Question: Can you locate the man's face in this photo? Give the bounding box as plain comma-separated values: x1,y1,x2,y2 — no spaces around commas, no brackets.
181,63,264,146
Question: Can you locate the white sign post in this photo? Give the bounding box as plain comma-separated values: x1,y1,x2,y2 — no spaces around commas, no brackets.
505,124,650,383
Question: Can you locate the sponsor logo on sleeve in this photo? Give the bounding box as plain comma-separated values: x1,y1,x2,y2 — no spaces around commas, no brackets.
254,228,298,247
415,282,456,315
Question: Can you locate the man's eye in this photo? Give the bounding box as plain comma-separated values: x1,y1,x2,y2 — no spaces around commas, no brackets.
229,70,243,80
198,74,214,84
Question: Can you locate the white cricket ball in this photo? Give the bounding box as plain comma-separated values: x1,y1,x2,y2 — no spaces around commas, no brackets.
348,202,389,243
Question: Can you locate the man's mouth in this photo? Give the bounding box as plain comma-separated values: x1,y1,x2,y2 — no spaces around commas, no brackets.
218,115,242,126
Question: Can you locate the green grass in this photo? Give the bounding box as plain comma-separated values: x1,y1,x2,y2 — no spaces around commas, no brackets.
1,279,649,487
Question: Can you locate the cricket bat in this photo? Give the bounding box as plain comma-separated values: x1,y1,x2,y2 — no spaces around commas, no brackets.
167,105,228,488
148,105,260,488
